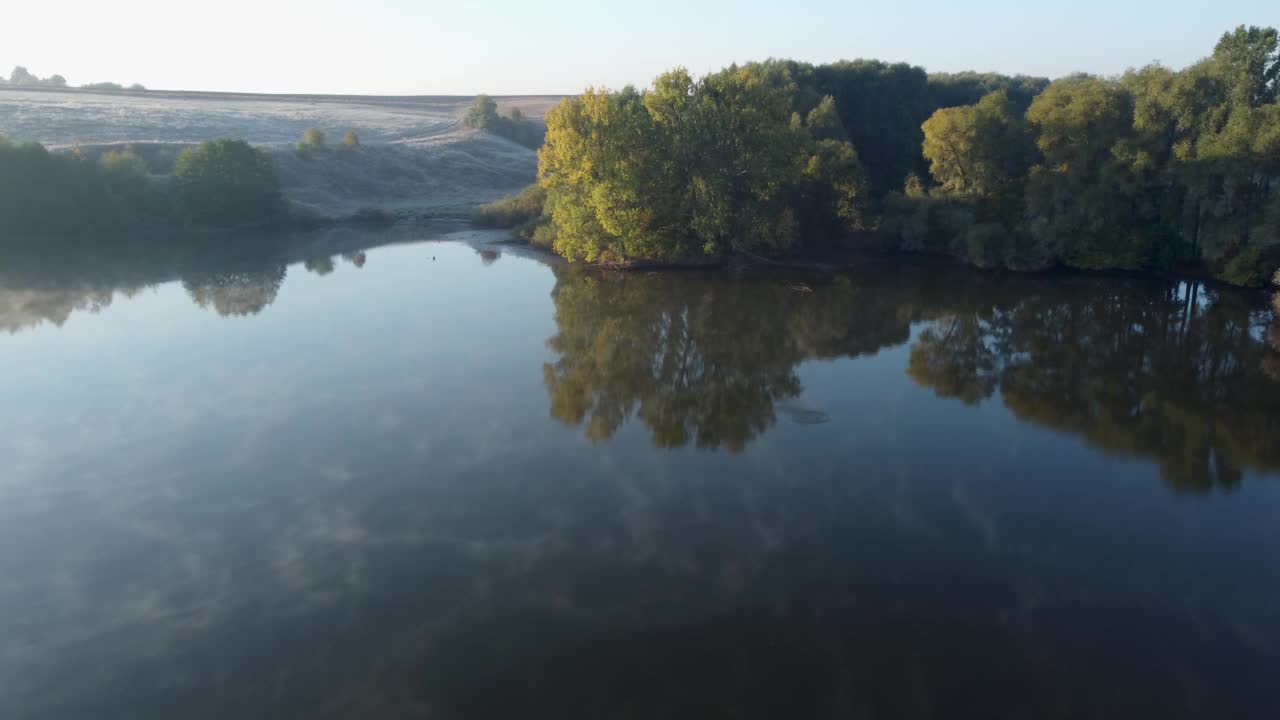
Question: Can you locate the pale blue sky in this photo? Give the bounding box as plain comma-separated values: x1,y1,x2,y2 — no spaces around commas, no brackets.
2,1,1275,95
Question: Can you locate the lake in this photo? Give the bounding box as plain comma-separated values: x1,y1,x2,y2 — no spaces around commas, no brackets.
2,226,1279,719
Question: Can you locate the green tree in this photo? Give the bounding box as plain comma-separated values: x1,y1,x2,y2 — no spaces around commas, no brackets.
1212,25,1279,106
296,127,327,154
173,140,282,225
9,66,37,85
539,64,859,263
922,92,1032,202
464,94,499,129
1024,76,1146,269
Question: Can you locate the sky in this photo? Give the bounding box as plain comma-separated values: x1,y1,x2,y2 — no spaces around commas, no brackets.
1,0,1276,95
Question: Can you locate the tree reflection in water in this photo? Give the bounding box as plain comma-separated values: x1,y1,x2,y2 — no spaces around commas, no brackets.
2,245,1278,718
544,265,1280,491
182,264,287,317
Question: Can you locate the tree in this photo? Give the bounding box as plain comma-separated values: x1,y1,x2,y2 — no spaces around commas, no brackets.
922,92,1032,201
1024,75,1146,269
813,60,933,197
173,140,282,225
796,138,868,241
1212,25,1279,107
9,66,37,86
805,95,847,142
464,94,499,129
539,63,855,263
928,72,1050,115
296,127,327,154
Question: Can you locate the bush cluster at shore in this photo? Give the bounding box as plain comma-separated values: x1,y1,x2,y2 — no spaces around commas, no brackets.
0,136,288,236
502,25,1279,285
476,186,554,248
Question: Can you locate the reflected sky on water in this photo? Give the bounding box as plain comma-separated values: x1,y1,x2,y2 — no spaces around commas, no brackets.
2,231,1279,719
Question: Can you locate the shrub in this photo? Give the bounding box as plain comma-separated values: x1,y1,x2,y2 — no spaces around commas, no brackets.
963,222,1011,269
527,217,557,249
472,185,546,228
464,95,545,149
0,139,156,233
464,95,499,129
173,140,282,225
337,131,360,158
296,127,327,155
1217,244,1280,287
99,148,149,178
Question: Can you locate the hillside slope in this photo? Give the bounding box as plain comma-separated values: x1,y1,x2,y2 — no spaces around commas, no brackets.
0,88,562,216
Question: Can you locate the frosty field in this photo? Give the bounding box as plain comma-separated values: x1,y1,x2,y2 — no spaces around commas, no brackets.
0,88,562,214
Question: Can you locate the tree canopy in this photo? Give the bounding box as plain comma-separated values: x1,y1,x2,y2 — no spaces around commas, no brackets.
538,63,868,262
885,25,1280,285
173,140,283,225
522,26,1279,285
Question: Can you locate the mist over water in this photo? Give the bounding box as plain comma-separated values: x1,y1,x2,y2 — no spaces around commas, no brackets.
2,229,1278,718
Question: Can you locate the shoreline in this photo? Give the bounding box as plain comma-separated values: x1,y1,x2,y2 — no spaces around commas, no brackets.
492,231,1280,292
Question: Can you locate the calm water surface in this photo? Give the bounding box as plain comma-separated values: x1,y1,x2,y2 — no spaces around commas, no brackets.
2,229,1279,719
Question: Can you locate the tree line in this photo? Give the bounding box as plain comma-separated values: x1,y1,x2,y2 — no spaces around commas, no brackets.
0,66,145,91
0,66,66,88
463,95,545,149
891,25,1280,285
0,120,380,239
524,26,1279,285
0,136,287,236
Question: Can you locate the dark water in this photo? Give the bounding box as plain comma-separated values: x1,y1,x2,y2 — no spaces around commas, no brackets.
3,229,1280,719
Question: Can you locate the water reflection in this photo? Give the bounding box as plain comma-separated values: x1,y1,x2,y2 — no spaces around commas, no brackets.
0,225,415,330
544,265,1280,491
3,239,1278,493
183,263,287,317
2,239,1279,719
303,255,336,276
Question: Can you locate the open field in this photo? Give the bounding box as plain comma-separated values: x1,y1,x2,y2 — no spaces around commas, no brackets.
0,88,564,215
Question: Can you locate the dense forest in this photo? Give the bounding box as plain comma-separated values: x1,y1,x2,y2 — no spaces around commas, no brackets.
524,26,1280,285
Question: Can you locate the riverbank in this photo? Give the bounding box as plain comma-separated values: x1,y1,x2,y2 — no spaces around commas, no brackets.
489,226,1280,292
